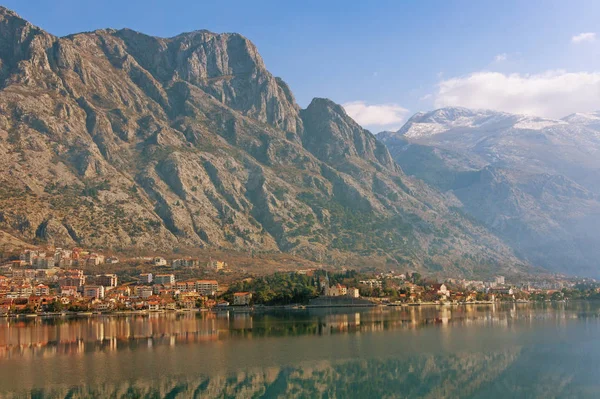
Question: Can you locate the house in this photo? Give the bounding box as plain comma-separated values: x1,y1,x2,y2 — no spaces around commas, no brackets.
148,301,160,311
34,284,50,296
326,284,347,296
175,281,190,292
60,286,79,297
195,280,218,295
154,274,175,285
111,286,131,297
233,292,252,305
105,256,119,264
92,301,113,311
96,274,118,288
133,286,154,298
153,257,167,266
208,259,226,271
14,284,33,298
360,279,383,289
346,287,360,298
58,271,85,288
85,254,104,266
172,258,200,268
20,250,40,265
139,273,153,283
58,257,74,268
162,299,177,311
179,292,201,309
33,256,55,269
83,285,105,299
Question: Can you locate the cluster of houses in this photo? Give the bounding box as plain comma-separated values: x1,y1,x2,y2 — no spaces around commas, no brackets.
0,264,227,314
151,256,227,271
320,274,360,298
13,248,118,270
0,247,239,315
0,246,587,314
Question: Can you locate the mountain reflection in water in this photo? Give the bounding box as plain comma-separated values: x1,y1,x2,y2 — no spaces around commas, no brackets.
1,303,599,398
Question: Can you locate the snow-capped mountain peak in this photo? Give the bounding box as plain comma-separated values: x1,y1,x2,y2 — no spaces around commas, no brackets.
391,107,571,140
562,111,600,129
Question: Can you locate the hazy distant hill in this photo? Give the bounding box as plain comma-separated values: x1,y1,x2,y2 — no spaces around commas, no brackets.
379,107,600,275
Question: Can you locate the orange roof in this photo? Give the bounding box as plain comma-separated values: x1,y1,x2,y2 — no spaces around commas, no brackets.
234,292,251,296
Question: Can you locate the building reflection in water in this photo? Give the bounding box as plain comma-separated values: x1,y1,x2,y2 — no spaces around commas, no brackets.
0,303,600,398
0,302,592,360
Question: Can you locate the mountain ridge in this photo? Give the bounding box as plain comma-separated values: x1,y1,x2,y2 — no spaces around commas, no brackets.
0,7,529,276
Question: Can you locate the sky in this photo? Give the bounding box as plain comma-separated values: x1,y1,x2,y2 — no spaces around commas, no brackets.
4,0,600,132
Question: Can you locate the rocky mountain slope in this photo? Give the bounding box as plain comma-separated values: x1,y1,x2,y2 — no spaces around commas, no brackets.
379,107,600,276
0,7,526,275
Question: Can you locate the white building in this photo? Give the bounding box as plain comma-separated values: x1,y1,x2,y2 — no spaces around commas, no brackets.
153,257,167,266
360,279,383,289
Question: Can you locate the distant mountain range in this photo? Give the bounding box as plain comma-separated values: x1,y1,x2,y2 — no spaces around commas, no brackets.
379,107,600,276
0,7,528,277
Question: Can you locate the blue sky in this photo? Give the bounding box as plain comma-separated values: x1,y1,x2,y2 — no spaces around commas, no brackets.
4,0,600,131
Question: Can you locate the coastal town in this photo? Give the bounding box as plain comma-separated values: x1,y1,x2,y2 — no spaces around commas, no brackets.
0,246,597,316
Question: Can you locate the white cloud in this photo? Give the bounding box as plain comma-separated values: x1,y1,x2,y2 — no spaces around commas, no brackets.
434,70,600,119
494,53,508,62
343,101,409,131
572,32,596,43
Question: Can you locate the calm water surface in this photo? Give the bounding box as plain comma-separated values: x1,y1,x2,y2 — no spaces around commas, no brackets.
1,303,600,398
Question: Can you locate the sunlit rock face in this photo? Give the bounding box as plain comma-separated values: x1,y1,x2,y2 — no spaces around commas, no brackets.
0,7,527,276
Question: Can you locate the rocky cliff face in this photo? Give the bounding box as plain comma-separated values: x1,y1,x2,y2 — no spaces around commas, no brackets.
380,107,600,276
0,7,526,275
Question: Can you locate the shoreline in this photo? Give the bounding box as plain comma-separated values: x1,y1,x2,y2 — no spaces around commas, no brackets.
0,300,567,319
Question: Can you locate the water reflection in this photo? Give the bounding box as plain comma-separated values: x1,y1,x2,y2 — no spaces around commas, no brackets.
1,303,600,397
0,303,593,360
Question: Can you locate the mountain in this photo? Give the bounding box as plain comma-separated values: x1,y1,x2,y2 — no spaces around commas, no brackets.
0,7,528,276
562,111,600,131
379,107,600,276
